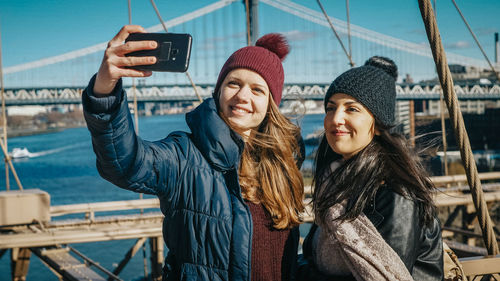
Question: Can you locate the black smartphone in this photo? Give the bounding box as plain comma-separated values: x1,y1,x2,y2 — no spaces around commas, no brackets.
125,33,192,72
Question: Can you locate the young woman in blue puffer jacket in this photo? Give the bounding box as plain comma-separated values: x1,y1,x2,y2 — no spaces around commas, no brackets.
83,25,305,281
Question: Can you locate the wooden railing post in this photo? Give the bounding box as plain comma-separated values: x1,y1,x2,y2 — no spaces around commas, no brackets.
10,248,31,281
149,236,164,281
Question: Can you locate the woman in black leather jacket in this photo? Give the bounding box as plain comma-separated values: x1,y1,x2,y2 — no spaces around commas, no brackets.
299,56,443,281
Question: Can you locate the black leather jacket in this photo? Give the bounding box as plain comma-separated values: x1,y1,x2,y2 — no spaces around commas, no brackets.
299,187,443,281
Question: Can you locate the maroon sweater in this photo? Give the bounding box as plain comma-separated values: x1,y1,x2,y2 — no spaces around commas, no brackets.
247,202,292,281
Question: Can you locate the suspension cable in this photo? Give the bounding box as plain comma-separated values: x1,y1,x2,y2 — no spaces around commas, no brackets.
0,25,22,190
451,0,500,82
128,0,139,134
418,0,499,255
345,0,352,61
316,0,354,67
0,138,23,190
434,0,449,176
245,0,251,46
149,0,203,103
149,0,168,34
128,1,148,277
0,24,9,190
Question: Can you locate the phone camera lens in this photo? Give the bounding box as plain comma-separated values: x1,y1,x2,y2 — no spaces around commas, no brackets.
172,49,179,55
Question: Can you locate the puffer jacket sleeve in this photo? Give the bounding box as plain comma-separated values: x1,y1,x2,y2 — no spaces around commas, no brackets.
82,74,183,198
366,188,443,281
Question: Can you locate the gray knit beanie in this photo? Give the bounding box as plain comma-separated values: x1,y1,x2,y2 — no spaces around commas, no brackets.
324,56,398,127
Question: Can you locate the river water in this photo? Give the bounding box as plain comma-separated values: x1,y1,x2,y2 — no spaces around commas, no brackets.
0,112,324,280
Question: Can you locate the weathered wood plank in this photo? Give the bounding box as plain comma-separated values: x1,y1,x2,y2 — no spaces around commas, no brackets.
434,190,500,207
31,247,107,281
460,254,500,276
0,221,162,249
50,198,160,217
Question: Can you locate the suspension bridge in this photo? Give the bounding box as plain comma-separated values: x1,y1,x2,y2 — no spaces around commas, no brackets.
2,0,498,91
2,83,500,106
1,0,500,280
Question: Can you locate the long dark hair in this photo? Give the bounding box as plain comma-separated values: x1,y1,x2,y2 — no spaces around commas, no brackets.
312,122,437,227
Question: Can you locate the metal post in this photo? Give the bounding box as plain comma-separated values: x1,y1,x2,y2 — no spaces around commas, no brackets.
440,96,449,176
409,100,415,146
495,32,499,64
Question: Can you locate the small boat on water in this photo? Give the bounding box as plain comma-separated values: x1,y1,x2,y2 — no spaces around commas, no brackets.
9,147,31,159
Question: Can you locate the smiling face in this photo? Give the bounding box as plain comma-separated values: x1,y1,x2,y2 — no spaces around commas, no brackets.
219,69,271,138
324,93,377,159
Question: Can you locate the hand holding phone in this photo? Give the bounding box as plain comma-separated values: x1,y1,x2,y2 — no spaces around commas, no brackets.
125,33,192,72
94,25,157,95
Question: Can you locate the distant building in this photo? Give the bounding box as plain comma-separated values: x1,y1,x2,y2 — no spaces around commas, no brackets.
418,107,500,151
395,101,411,134
403,74,414,84
7,106,47,116
448,63,499,84
414,63,500,117
426,99,486,115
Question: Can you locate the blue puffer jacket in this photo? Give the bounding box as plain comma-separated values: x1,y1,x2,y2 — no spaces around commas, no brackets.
82,76,299,281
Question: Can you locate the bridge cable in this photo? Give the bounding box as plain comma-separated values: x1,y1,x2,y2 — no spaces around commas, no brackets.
450,0,500,82
0,25,22,191
127,1,149,279
149,0,168,34
128,0,140,135
418,0,499,255
433,0,449,176
345,0,352,61
0,24,9,190
316,0,355,67
149,0,203,103
245,0,251,46
0,139,23,190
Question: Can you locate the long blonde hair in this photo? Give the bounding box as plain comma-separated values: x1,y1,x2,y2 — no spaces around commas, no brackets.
234,97,304,229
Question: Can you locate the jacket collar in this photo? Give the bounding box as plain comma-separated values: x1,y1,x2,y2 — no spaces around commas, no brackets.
186,98,244,171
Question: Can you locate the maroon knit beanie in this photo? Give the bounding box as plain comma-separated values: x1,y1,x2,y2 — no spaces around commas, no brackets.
213,33,290,106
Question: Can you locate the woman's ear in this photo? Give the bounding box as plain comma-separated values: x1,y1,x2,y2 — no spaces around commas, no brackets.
375,127,381,136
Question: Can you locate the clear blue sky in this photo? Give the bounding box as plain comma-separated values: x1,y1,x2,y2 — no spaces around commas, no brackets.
0,0,499,83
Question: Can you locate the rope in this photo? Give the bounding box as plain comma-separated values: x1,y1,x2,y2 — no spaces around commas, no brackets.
451,0,500,82
418,0,499,255
316,0,355,67
149,0,203,103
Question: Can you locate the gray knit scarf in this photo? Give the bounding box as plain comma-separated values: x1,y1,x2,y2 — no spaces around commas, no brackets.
316,202,414,281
